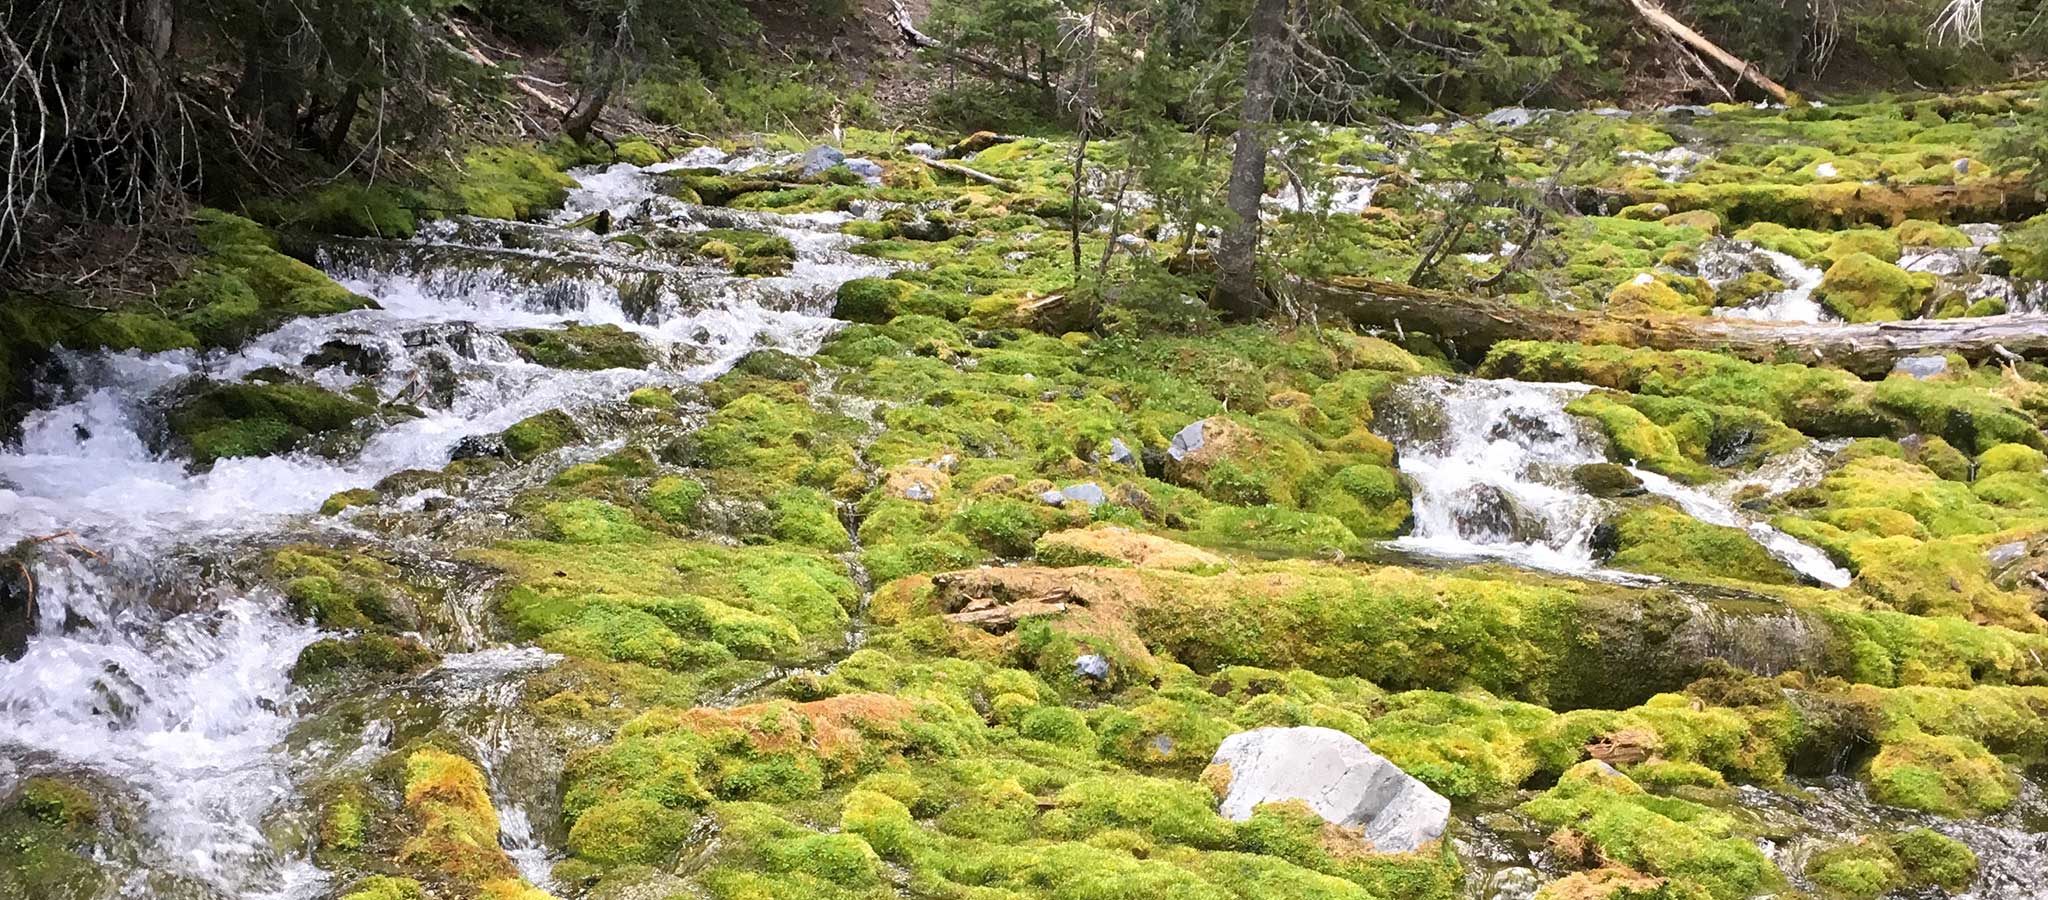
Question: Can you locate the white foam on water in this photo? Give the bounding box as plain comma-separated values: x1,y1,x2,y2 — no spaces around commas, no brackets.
1381,377,1609,573
0,144,892,898
1629,466,1852,587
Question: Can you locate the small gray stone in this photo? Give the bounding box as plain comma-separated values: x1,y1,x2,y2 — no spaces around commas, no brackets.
799,145,846,178
1954,158,1971,174
1073,654,1110,680
905,142,941,159
1040,489,1068,507
1892,355,1949,380
904,481,936,503
1210,726,1450,854
1061,483,1108,507
1168,420,1206,461
1987,540,2028,567
1108,437,1136,466
843,158,885,184
1151,734,1175,755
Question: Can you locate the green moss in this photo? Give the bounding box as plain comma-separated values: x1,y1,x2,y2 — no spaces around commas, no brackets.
505,324,654,370
454,145,577,220
339,876,427,900
1895,219,1972,248
1808,841,1903,898
1887,827,1977,888
615,139,667,167
628,387,680,410
1520,762,1775,900
321,488,381,516
1606,505,1800,585
542,499,653,544
772,488,852,551
566,796,695,866
167,381,376,464
400,748,515,883
502,409,582,461
1867,733,2017,815
1976,442,2046,476
1823,229,1902,264
833,278,924,324
1814,253,1929,322
645,476,708,526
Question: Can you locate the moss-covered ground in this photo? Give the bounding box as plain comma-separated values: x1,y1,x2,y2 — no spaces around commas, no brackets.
22,90,2046,900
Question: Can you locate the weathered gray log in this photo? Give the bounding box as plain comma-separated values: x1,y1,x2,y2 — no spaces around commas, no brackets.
918,156,1015,189
1298,275,2048,377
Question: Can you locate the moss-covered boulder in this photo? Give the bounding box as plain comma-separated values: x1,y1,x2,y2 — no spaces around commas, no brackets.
505,324,654,370
1603,505,1801,585
501,409,582,461
165,381,379,464
1815,252,1929,322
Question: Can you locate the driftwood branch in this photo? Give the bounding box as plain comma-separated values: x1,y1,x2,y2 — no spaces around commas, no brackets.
919,156,1015,189
446,19,570,115
1625,0,1795,104
1299,275,2048,377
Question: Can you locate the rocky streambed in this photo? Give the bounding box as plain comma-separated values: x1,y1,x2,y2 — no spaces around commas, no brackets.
4,99,2048,900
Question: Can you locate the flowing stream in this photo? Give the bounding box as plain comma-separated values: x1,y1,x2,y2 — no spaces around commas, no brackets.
0,149,890,898
1378,376,1848,586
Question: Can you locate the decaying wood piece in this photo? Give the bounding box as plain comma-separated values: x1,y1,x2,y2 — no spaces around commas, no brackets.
446,19,570,115
1298,275,2048,377
944,599,1074,631
918,156,1015,189
1624,0,1794,104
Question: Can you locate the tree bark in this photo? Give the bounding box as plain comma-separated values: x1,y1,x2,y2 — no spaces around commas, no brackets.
1298,275,2048,377
1214,0,1288,319
1625,0,1795,104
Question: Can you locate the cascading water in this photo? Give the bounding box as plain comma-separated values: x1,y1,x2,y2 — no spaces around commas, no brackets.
1378,377,1610,572
1628,466,1852,587
1686,237,1832,324
1379,376,1848,586
0,146,893,898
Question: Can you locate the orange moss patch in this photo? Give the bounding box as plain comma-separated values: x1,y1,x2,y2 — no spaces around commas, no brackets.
400,749,517,886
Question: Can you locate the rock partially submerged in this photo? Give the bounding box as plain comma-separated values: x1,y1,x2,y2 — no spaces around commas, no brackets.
1206,726,1449,854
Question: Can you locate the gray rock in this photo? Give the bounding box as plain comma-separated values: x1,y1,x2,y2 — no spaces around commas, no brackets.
1040,489,1068,507
843,158,885,183
904,481,936,503
1073,654,1110,680
1062,483,1108,507
1168,420,1206,461
1954,158,1971,174
904,142,941,159
1987,540,2029,568
799,145,847,178
1210,726,1450,854
1108,437,1136,466
1892,355,1949,380
450,434,507,461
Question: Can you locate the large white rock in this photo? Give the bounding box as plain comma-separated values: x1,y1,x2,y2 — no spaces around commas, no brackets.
1209,726,1449,854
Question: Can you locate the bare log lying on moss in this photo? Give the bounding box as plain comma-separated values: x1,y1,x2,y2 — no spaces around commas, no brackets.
1298,275,2048,377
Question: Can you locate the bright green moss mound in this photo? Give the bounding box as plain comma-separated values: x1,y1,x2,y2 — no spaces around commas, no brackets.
501,409,582,461
505,324,654,370
166,381,377,464
1605,505,1801,585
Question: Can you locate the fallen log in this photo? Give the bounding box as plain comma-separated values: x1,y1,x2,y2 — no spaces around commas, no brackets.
1297,275,2048,377
1624,0,1794,105
918,156,1015,189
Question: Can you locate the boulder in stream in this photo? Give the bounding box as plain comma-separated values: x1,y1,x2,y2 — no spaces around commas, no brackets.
1206,726,1449,854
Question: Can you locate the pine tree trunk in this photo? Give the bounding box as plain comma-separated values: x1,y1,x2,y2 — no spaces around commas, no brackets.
1214,0,1288,319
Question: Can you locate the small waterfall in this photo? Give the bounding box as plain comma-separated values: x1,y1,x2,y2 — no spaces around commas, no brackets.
1379,377,1609,572
1629,467,1852,587
1694,239,1832,324
0,145,896,898
1379,377,1846,585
